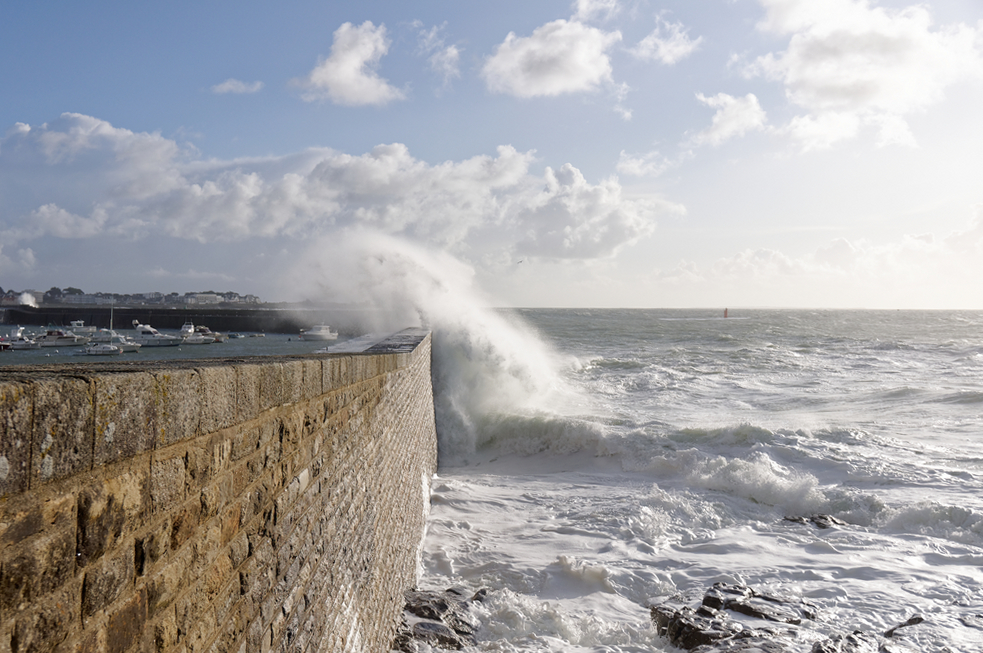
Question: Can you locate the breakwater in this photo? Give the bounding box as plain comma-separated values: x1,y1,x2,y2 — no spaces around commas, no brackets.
0,329,437,652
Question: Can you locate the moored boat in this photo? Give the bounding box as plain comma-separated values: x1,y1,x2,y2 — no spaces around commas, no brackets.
83,343,123,356
130,320,182,347
299,325,338,341
69,320,98,336
195,325,226,343
36,328,90,347
6,327,40,350
91,329,142,352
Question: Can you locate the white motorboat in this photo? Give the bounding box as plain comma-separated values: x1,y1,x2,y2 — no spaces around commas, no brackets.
181,332,215,345
299,325,338,341
4,327,41,350
130,320,182,347
91,329,142,352
180,321,215,344
69,320,98,336
195,325,225,343
36,328,90,347
83,343,123,356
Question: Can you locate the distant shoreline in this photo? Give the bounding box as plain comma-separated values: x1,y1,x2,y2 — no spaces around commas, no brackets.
0,304,375,335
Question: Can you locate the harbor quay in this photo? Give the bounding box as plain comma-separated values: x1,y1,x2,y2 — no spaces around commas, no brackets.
0,329,437,652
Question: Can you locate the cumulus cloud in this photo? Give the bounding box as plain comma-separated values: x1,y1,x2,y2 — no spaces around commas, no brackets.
691,93,768,146
512,164,681,258
211,79,264,94
298,21,405,106
482,19,622,97
747,0,983,149
630,17,703,65
0,113,674,266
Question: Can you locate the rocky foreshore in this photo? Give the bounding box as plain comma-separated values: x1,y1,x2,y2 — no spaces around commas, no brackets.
392,588,486,651
650,582,927,652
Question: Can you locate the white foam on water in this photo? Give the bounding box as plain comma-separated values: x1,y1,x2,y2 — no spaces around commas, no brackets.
287,244,983,651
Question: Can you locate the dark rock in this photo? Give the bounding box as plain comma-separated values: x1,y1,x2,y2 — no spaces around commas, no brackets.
392,587,485,651
412,622,463,649
784,514,848,529
652,583,837,652
702,583,814,624
883,615,924,638
811,630,879,652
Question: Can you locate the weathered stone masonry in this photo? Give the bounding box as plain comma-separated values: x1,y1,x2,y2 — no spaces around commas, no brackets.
0,330,437,653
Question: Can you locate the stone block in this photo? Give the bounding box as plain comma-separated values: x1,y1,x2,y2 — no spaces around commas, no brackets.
198,365,237,434
257,363,285,414
106,589,147,653
169,500,202,552
81,543,135,619
281,361,303,405
155,368,202,446
134,517,172,577
77,469,150,567
8,578,80,653
32,376,93,486
153,606,179,651
230,427,260,463
183,439,213,493
300,359,323,401
235,365,261,424
0,491,74,550
0,382,32,498
151,452,187,516
200,474,234,522
94,372,158,467
146,546,193,618
0,523,76,613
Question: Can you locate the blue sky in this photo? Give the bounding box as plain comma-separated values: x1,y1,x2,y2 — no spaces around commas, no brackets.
2,0,982,308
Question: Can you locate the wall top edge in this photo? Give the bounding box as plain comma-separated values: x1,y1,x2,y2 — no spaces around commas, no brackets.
0,328,430,381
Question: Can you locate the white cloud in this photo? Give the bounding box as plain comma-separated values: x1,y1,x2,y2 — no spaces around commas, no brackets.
680,216,983,308
780,111,860,150
748,0,983,149
211,79,264,94
691,93,768,146
415,22,461,85
298,21,405,106
630,17,703,65
28,204,106,239
482,20,622,97
0,113,675,264
572,0,621,23
429,46,461,84
616,149,672,177
513,164,681,259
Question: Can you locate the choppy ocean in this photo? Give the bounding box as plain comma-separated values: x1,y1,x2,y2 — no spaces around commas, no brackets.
421,308,983,652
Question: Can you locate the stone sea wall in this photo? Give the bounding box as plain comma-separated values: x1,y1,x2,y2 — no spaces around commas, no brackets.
0,330,437,653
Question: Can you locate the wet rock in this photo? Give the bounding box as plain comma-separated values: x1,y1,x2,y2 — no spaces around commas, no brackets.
784,514,848,529
882,615,923,638
702,582,815,624
811,630,880,652
651,604,750,649
411,621,463,649
392,587,485,652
